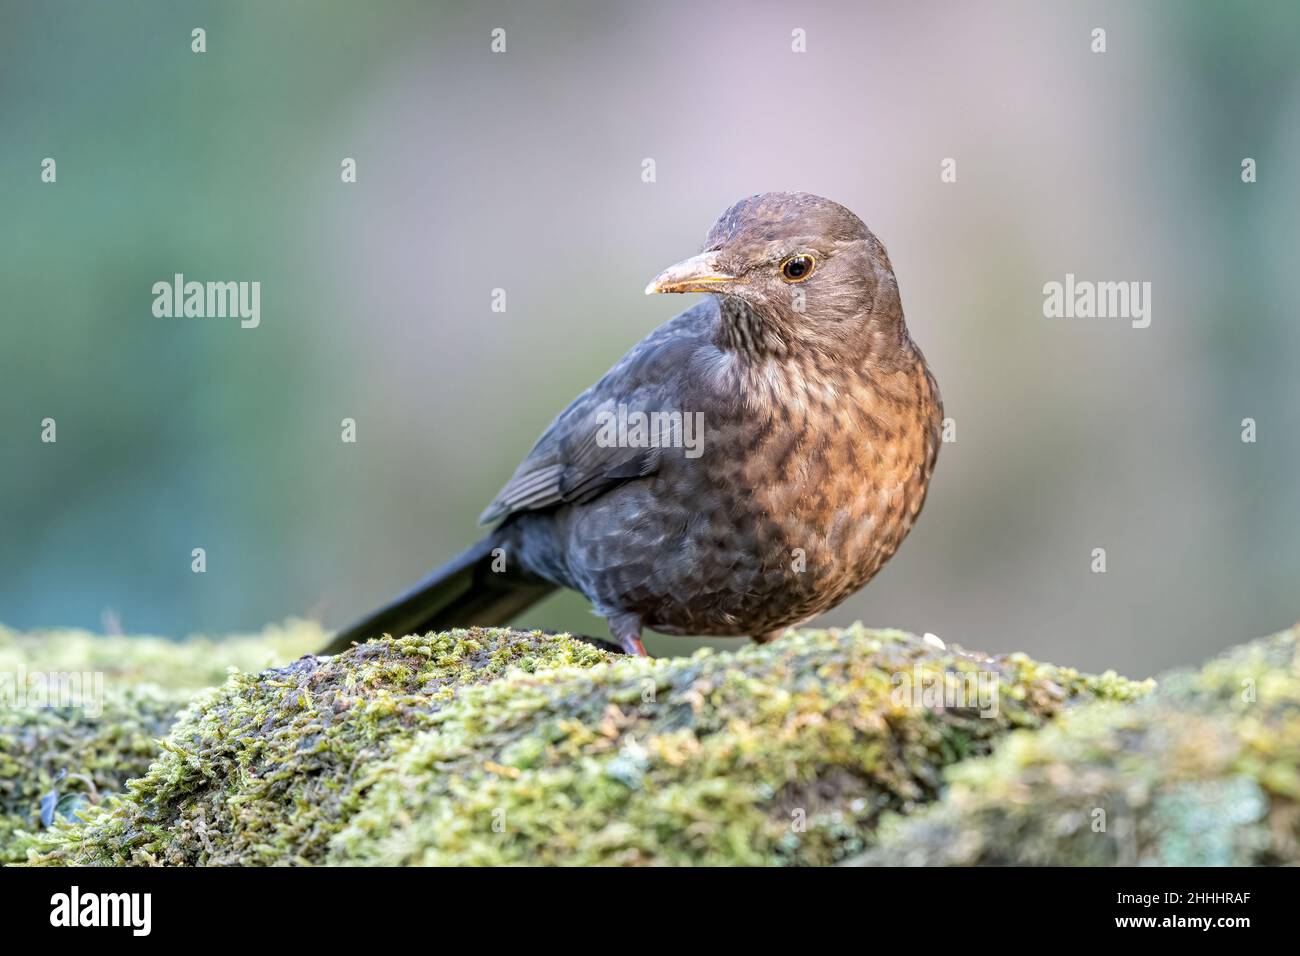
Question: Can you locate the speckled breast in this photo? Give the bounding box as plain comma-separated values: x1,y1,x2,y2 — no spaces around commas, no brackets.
568,352,942,638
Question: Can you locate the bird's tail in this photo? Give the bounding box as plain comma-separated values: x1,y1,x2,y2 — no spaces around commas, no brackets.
318,532,556,656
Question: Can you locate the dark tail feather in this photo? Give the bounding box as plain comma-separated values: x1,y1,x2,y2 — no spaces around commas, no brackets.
319,534,555,656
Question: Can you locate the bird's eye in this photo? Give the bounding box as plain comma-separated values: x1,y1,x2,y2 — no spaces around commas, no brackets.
780,254,815,282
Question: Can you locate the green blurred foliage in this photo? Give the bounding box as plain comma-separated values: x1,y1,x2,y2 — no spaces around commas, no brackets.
2,1,1298,675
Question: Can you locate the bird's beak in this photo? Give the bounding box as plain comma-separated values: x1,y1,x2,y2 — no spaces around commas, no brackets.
644,251,736,295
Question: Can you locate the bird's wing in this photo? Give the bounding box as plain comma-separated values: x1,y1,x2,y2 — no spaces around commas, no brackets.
479,303,712,525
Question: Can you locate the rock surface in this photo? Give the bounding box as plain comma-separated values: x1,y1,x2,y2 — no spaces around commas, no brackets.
13,621,1295,866
1,684,188,864
858,627,1300,866
9,623,1144,866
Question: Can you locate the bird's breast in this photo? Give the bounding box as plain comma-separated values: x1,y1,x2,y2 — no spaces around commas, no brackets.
684,351,942,627
564,350,942,637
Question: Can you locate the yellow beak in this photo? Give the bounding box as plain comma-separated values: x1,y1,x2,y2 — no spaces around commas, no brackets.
644,251,736,295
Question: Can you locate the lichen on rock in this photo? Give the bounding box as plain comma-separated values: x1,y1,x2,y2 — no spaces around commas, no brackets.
858,627,1300,866
24,624,1145,866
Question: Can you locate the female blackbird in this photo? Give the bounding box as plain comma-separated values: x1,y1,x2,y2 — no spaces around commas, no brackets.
323,193,942,656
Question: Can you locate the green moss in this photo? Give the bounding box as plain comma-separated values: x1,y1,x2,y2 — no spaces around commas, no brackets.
1,685,190,864
0,619,324,864
0,619,325,693
325,626,1143,866
860,628,1300,866
28,629,612,865
15,624,1152,867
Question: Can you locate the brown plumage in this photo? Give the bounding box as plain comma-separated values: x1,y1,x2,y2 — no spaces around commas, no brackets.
323,193,942,657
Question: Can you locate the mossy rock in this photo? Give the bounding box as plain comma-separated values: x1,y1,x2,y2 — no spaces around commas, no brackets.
23,625,1144,866
0,619,325,865
26,629,613,865
1,685,190,864
858,627,1300,866
0,619,325,693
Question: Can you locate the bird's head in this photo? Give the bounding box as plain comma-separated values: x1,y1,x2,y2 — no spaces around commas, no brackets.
646,192,906,362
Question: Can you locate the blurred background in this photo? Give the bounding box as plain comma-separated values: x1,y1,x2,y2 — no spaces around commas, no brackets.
2,0,1297,677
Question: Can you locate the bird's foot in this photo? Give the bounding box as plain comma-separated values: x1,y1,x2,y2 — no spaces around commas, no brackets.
608,612,648,657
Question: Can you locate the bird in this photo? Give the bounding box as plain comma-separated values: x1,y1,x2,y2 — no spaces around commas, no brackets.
320,192,942,657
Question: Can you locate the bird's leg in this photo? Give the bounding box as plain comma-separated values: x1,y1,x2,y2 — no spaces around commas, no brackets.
750,630,784,645
608,612,648,657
